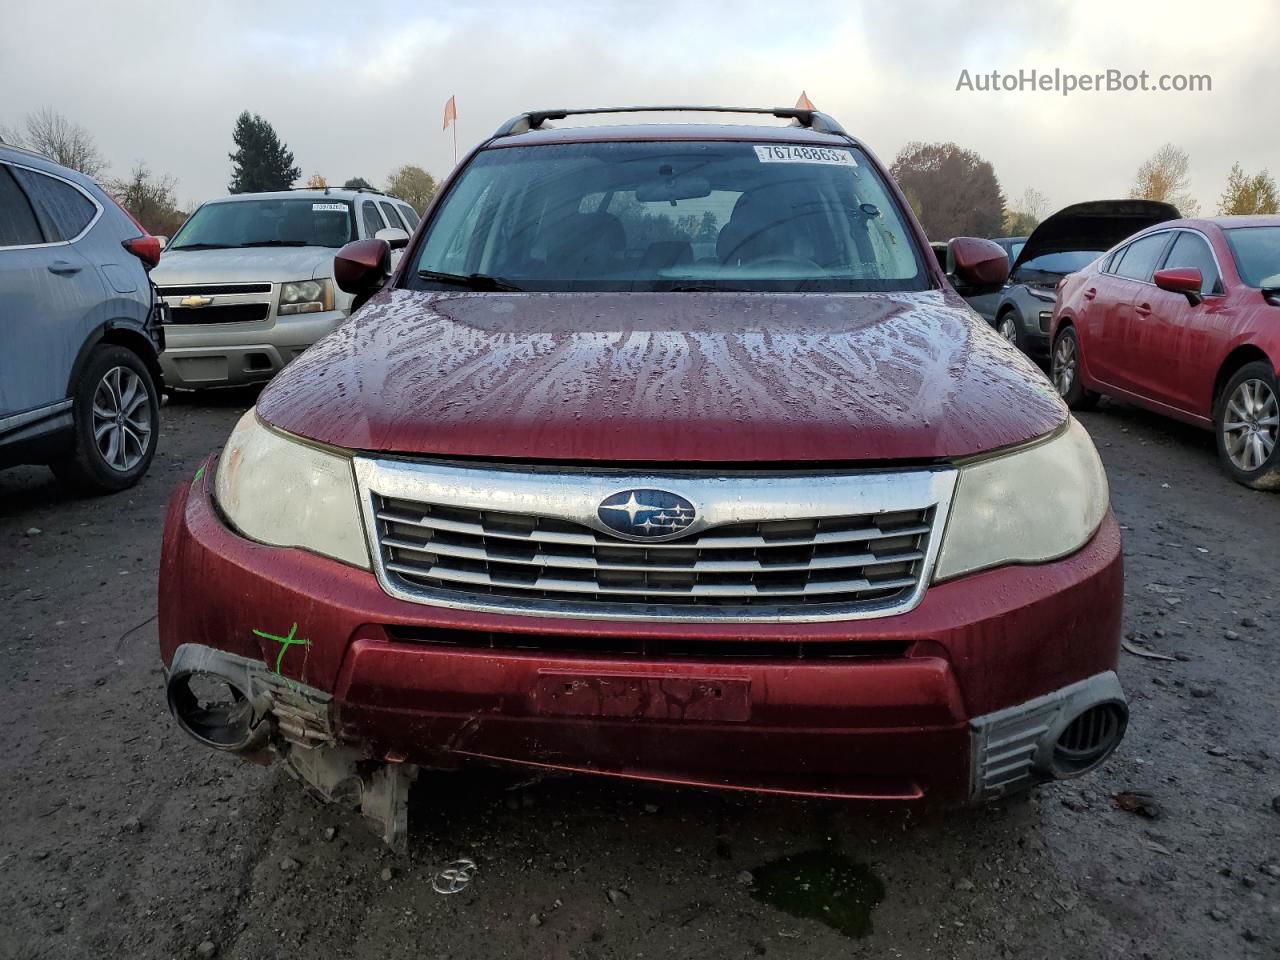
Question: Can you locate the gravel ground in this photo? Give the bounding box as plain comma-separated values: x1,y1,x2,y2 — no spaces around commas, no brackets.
1,392,1277,959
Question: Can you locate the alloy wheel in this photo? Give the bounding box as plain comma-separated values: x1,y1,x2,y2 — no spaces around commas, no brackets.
92,365,153,472
1222,378,1278,472
1053,336,1076,396
998,316,1018,343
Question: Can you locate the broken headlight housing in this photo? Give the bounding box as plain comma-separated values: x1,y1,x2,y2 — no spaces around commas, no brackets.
278,278,334,315
213,411,370,569
933,417,1108,581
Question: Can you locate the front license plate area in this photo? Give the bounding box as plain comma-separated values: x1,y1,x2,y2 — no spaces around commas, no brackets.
534,673,751,723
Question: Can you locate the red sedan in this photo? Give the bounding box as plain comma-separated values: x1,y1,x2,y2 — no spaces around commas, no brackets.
1052,216,1280,488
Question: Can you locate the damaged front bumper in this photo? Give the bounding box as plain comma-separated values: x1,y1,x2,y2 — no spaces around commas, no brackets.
159,465,1127,849
165,643,415,850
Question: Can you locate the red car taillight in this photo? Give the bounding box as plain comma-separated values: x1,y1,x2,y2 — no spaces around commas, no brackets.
106,193,162,269
122,234,163,269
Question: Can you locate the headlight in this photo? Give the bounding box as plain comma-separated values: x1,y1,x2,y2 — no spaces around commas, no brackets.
279,278,334,315
213,411,369,569
934,417,1108,581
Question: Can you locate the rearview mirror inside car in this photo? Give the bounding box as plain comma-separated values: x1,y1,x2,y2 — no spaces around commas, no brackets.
374,227,411,250
334,238,391,309
635,175,712,203
947,237,1009,297
1153,267,1203,305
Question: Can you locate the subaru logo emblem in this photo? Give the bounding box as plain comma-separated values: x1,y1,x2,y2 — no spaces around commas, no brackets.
597,489,697,541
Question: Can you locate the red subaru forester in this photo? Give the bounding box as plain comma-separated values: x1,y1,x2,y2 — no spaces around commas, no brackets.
159,107,1126,848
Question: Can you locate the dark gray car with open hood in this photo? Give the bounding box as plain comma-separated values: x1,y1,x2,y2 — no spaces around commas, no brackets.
990,200,1180,358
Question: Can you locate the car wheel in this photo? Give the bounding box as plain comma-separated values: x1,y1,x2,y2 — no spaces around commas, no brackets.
996,311,1022,349
1215,361,1280,490
1051,327,1098,411
51,345,160,494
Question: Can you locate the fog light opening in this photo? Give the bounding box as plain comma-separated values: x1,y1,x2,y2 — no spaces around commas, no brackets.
167,670,262,751
1052,702,1126,777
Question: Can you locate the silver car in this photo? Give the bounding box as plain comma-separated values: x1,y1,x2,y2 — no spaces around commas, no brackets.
151,188,419,389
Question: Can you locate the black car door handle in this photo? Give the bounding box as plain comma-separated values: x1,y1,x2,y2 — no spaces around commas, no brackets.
48,260,82,276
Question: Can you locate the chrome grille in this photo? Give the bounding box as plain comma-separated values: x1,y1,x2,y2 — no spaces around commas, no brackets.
377,496,929,606
354,459,957,622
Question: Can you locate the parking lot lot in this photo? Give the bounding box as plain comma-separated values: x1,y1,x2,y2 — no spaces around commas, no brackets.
0,394,1276,960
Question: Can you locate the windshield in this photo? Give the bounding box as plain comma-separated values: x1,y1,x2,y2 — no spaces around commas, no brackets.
408,141,926,292
169,198,355,250
1018,250,1102,275
1224,226,1280,288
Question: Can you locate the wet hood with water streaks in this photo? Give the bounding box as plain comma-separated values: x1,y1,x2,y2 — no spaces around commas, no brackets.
256,288,1065,463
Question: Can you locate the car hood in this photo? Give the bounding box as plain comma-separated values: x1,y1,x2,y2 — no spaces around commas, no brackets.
256,288,1066,463
1011,200,1181,273
151,247,338,285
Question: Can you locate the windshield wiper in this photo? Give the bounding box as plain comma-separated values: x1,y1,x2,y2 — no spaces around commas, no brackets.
236,240,309,248
169,243,236,250
417,269,523,292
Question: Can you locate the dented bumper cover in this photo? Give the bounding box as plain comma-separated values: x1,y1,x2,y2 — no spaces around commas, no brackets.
160,464,1124,808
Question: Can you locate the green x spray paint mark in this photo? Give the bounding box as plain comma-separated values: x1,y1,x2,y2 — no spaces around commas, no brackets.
252,622,310,675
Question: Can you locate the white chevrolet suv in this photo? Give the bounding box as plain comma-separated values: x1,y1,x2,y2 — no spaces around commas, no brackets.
151,188,420,389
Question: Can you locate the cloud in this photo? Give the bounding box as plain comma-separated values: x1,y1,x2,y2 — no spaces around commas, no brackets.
2,0,1275,215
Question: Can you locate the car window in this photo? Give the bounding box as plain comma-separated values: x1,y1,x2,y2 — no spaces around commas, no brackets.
411,140,926,293
1017,250,1102,275
11,167,97,242
1112,233,1170,282
378,201,406,231
398,204,420,229
0,164,45,246
1162,231,1222,294
1224,226,1280,288
361,201,385,238
169,198,355,249
1007,240,1026,261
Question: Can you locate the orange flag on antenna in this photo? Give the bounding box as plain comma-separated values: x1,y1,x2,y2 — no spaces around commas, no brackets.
795,90,816,110
443,95,457,130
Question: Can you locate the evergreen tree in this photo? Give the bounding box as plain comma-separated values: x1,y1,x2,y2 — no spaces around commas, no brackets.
342,177,374,190
227,111,300,193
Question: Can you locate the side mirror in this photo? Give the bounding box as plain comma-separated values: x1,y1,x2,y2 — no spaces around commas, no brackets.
374,227,410,250
947,237,1010,297
1153,267,1203,305
334,238,391,310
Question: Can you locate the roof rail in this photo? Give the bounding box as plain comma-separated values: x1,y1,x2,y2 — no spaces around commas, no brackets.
492,105,847,138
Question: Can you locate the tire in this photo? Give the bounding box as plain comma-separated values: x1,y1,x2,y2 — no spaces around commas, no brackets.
996,310,1023,351
1214,361,1280,490
1051,326,1099,411
51,345,160,494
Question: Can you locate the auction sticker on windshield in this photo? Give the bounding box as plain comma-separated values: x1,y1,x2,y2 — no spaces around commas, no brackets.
754,145,856,166
312,202,347,211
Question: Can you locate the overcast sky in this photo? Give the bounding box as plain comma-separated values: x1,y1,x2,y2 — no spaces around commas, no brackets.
3,0,1275,216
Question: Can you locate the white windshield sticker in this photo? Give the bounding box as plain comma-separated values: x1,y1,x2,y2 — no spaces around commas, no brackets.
312,202,347,212
753,145,857,166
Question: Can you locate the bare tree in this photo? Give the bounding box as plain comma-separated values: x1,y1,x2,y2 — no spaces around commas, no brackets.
2,107,106,177
1218,163,1279,215
1130,143,1200,216
105,164,187,236
1003,187,1049,235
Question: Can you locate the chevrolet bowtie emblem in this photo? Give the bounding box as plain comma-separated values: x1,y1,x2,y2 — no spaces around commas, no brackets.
179,295,214,307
